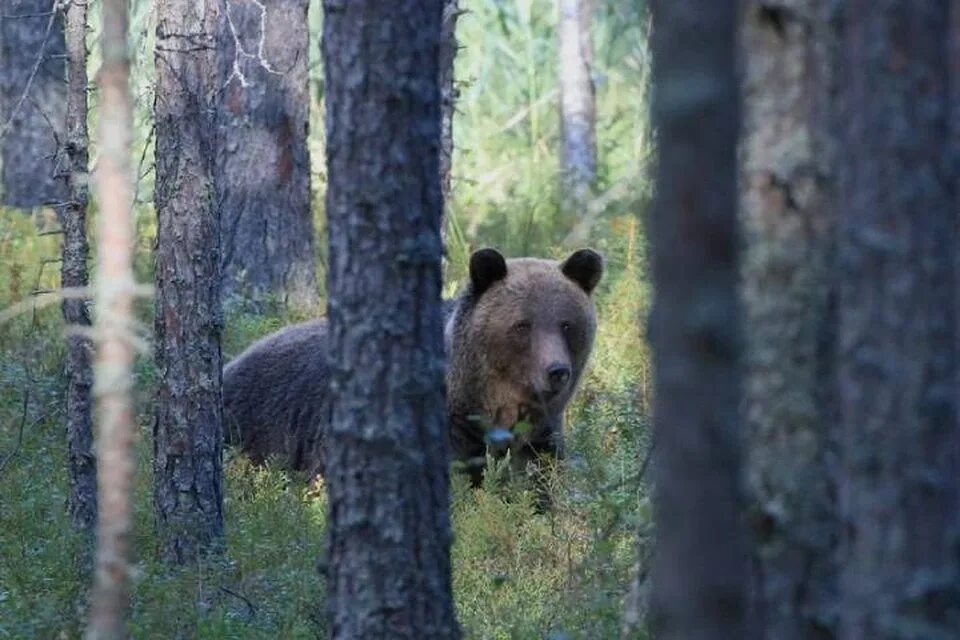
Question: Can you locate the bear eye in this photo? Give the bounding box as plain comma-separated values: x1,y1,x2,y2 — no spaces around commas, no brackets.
513,320,532,334
561,321,572,333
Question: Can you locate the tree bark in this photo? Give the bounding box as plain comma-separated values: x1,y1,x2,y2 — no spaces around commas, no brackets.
153,0,224,564
833,2,960,637
558,0,596,217
647,1,748,638
61,0,96,532
322,1,460,638
86,0,136,635
739,2,838,637
0,0,67,208
216,0,317,311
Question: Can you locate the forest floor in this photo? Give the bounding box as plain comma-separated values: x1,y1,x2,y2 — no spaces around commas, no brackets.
0,213,651,640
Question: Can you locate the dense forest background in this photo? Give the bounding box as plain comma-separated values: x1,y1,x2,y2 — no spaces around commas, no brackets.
0,1,651,637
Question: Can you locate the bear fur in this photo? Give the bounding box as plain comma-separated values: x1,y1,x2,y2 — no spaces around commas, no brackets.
222,248,603,483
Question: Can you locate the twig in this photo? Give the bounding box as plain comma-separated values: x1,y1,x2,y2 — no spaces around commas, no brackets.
0,391,30,478
218,585,256,620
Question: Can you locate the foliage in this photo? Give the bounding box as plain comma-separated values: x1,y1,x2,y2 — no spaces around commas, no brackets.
0,0,651,637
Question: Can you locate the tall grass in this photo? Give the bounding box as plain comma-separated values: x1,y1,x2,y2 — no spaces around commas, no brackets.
0,1,653,637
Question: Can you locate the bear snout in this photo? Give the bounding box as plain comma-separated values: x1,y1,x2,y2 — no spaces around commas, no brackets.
545,362,572,394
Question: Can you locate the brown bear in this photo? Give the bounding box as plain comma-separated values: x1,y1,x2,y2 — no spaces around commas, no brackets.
222,247,603,485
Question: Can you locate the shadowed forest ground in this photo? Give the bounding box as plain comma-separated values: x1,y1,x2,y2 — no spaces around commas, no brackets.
0,1,651,637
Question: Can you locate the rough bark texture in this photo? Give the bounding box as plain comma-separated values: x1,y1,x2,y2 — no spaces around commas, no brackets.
0,0,67,208
833,2,960,637
61,0,96,532
439,0,459,237
558,0,596,217
647,1,748,638
86,0,136,635
153,0,224,564
739,1,837,637
217,0,317,311
322,0,460,637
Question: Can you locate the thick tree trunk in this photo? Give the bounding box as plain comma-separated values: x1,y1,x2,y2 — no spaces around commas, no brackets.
647,1,748,638
558,0,596,216
86,0,136,636
739,2,838,637
61,0,95,532
0,0,66,208
833,2,960,637
153,0,224,564
216,0,317,311
322,1,460,638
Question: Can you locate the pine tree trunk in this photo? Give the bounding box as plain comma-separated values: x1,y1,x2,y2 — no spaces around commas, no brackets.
0,0,67,208
739,2,838,636
61,0,96,532
322,1,460,637
216,0,317,311
153,0,224,564
86,0,136,635
558,0,596,217
833,2,960,636
647,1,748,638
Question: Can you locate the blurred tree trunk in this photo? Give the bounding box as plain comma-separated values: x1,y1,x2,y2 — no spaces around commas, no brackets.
439,0,459,240
0,0,66,208
322,1,460,637
833,2,960,636
647,1,748,639
739,2,838,637
61,0,95,532
153,0,224,564
557,0,596,218
86,0,136,635
216,0,317,311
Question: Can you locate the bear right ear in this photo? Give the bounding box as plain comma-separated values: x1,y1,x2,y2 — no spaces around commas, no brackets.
561,248,604,295
469,248,508,297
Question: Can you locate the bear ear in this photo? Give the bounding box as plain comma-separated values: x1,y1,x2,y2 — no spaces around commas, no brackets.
469,248,508,297
561,248,604,295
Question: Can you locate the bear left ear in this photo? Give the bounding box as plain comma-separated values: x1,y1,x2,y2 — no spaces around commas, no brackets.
469,247,508,297
561,248,604,295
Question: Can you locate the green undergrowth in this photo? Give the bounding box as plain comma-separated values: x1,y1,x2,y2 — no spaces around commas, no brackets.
0,242,650,638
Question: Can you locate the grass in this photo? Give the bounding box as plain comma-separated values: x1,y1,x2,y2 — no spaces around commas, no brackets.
0,0,652,637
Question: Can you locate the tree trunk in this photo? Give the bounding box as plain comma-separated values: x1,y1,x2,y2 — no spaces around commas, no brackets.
739,2,838,637
647,1,748,638
61,0,95,532
322,1,460,637
439,0,460,240
0,0,66,208
153,0,224,564
557,0,596,217
216,0,317,311
86,0,136,635
833,2,960,637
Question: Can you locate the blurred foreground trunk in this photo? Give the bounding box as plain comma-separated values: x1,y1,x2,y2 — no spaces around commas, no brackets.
646,1,748,638
833,2,960,637
86,0,136,635
739,1,838,636
322,0,460,637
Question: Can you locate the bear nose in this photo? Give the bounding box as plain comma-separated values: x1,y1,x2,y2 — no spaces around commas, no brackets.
547,363,571,392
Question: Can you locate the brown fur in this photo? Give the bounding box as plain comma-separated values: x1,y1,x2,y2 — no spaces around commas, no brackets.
222,248,603,485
